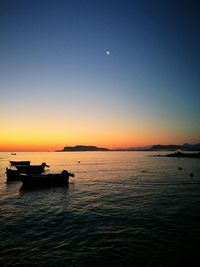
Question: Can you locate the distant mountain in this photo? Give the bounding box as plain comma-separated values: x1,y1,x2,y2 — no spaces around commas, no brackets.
112,143,200,151
150,145,182,151
57,143,200,152
182,143,200,150
150,143,200,151
57,145,109,152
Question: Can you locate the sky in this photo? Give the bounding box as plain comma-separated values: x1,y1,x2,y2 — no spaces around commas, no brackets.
0,0,200,151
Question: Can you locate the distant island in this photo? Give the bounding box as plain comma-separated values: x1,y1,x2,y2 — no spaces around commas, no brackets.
57,145,109,152
149,143,200,151
114,143,200,151
56,143,200,152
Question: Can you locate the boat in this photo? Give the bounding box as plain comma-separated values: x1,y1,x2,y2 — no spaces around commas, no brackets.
9,161,30,166
20,170,75,188
15,162,49,174
6,162,50,181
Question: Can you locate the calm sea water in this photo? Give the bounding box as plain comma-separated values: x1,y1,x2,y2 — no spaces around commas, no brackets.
0,151,200,267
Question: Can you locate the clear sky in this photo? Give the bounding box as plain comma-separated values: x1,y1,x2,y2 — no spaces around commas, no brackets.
0,0,200,151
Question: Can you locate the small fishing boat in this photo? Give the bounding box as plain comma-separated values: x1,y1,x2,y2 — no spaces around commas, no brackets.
15,162,49,174
20,170,75,188
9,161,30,166
6,162,50,181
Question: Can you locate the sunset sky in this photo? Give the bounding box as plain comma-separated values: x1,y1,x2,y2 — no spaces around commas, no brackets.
1,0,200,151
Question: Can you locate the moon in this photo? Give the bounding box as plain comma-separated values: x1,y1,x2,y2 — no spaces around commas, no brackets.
106,51,110,55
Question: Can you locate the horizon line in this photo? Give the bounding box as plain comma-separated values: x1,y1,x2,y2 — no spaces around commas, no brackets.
1,142,200,153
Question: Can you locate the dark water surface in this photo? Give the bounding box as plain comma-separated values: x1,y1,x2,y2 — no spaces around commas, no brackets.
0,152,200,266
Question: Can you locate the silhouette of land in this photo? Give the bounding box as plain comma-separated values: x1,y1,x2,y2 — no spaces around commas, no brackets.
166,151,200,158
112,143,200,151
153,151,200,158
150,143,200,151
57,145,109,152
56,143,200,152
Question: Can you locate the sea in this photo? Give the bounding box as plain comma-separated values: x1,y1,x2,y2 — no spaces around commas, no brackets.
0,151,200,267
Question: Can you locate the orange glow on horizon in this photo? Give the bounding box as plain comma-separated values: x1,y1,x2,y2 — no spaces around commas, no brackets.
1,117,199,152
1,132,199,152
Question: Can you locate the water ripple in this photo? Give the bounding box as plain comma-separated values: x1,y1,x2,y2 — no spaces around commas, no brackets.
0,152,200,266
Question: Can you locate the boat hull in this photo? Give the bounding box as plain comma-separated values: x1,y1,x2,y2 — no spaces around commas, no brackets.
6,168,21,181
20,171,74,188
6,163,49,180
16,165,46,174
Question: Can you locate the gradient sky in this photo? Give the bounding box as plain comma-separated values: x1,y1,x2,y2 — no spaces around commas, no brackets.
0,0,200,151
